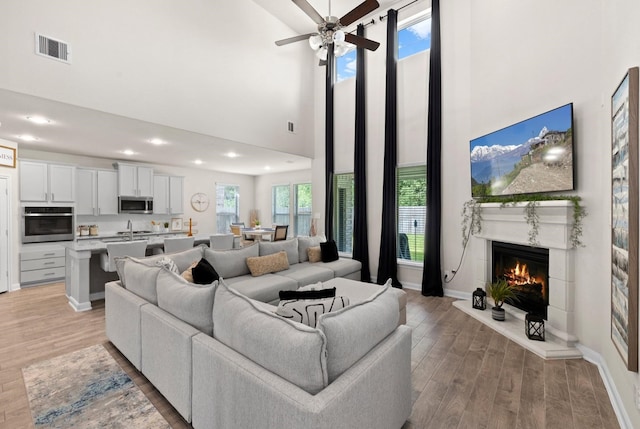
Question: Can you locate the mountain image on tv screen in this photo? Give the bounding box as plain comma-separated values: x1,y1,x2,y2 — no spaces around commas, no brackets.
470,103,574,197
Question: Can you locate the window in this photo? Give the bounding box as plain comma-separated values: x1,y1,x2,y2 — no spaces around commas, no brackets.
335,47,357,83
216,183,239,233
272,185,290,226
397,165,426,262
398,12,431,60
294,183,312,236
333,173,354,253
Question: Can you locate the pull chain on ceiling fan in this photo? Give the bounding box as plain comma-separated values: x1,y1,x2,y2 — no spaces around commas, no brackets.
275,0,381,62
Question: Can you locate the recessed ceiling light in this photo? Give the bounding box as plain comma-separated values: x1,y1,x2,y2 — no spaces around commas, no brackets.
25,116,51,125
264,165,271,171
17,135,38,142
149,138,165,145
226,152,239,158
194,159,203,165
121,149,136,156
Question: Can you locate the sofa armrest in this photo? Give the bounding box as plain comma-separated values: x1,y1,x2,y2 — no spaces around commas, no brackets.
105,281,148,370
192,325,412,429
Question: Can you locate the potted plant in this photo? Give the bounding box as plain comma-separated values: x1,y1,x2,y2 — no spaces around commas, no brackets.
487,278,517,321
163,221,170,232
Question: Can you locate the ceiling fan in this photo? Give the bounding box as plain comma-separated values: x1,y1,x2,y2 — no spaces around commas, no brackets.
275,0,381,61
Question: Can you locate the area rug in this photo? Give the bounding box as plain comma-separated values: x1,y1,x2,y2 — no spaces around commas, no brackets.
22,344,170,428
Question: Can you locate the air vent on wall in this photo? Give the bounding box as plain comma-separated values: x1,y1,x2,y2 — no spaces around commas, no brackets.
35,33,71,64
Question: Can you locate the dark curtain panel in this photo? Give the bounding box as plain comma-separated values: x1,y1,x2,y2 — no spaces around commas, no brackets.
422,0,443,296
352,24,371,283
377,9,402,288
324,44,335,240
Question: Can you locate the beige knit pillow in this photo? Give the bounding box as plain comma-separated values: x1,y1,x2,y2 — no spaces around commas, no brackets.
307,246,322,263
246,251,289,277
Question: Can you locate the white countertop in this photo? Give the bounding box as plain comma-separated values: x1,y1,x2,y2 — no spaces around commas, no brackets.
64,232,215,252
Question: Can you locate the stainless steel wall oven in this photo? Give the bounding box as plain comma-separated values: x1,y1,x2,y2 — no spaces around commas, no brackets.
22,206,75,243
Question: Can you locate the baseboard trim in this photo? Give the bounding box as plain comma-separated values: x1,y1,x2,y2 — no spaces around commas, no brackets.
577,344,632,429
90,292,105,301
67,295,92,312
10,282,21,292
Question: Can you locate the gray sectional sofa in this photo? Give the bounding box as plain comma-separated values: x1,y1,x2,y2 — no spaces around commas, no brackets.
105,237,412,428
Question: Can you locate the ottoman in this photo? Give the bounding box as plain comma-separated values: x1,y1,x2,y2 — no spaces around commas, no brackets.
321,277,408,325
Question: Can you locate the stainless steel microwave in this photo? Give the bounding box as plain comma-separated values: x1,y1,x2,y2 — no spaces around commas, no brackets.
22,206,75,243
118,196,153,214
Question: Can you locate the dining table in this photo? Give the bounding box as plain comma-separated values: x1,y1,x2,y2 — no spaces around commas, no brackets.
241,227,275,242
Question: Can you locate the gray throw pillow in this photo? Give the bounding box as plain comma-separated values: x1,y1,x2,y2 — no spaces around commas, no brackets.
203,243,259,278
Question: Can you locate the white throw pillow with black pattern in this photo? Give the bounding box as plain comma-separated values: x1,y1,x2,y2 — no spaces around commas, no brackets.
155,257,179,274
276,296,350,328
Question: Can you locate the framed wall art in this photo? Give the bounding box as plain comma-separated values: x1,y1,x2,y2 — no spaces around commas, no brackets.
0,145,16,168
171,217,183,232
611,66,639,372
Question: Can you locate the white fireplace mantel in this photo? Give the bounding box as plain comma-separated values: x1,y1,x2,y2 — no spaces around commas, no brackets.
454,200,581,359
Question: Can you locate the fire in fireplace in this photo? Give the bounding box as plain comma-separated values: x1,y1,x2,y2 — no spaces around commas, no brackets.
492,242,549,319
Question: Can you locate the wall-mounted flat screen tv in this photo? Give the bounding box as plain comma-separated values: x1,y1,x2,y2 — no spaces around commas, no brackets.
470,103,574,197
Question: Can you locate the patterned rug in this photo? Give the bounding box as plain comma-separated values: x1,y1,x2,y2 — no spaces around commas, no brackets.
22,344,170,428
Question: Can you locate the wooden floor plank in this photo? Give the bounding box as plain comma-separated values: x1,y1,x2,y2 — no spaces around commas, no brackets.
0,283,622,429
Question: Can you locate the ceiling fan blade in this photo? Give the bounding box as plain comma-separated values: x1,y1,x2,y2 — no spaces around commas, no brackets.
339,0,380,27
292,0,325,25
275,33,317,46
345,33,380,51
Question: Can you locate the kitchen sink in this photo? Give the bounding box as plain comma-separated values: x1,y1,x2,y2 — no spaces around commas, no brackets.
116,230,153,235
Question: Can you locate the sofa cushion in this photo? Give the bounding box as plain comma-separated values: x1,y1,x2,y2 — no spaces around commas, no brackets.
307,246,322,263
320,240,339,262
203,244,259,278
246,251,289,277
317,280,399,383
297,235,326,263
259,238,299,266
213,280,328,394
224,274,298,303
321,258,362,278
156,268,217,336
275,262,335,287
192,258,219,284
121,257,163,304
276,296,350,328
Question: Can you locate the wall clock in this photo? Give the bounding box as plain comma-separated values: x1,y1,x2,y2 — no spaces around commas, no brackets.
190,192,210,212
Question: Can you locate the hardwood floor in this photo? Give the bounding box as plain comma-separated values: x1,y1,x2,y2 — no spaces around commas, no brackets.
0,283,620,429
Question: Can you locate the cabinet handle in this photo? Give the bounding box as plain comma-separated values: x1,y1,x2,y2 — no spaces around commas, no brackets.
44,261,56,265
43,272,55,276
51,193,55,201
45,192,48,200
98,208,101,215
43,253,55,256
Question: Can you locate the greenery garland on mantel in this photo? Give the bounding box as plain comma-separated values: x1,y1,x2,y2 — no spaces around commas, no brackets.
461,195,586,248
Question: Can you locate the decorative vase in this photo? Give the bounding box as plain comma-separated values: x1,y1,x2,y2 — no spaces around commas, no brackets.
492,306,505,321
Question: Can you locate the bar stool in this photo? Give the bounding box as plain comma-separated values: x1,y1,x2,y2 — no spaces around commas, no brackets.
163,236,195,254
210,234,234,250
100,240,148,272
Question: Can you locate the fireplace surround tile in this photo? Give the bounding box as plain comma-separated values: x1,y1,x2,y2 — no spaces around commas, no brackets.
549,248,575,282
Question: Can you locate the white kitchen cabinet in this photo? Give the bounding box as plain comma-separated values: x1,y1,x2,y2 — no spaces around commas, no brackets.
76,168,118,215
154,175,184,214
20,160,75,202
117,163,154,197
20,247,66,285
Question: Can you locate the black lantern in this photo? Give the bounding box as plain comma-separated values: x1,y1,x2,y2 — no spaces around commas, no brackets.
472,287,487,310
525,313,545,341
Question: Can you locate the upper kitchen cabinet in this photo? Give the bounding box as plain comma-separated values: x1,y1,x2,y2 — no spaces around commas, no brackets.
153,175,184,214
76,168,118,215
116,163,153,197
20,160,75,202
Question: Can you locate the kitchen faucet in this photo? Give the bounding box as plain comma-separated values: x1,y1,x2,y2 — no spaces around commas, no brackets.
127,219,133,241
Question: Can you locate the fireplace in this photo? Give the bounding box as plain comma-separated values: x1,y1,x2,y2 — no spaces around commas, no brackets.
492,242,549,319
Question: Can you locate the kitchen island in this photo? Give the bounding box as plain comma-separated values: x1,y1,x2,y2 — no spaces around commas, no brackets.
63,231,214,311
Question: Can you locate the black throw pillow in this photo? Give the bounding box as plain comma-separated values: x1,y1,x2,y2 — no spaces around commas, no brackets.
279,287,336,301
320,240,339,263
191,258,219,285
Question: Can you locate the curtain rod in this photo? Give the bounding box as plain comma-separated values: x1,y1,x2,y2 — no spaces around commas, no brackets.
379,0,419,21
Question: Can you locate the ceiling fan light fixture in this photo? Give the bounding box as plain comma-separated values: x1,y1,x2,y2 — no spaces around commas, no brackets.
315,47,328,61
309,34,323,50
334,43,350,57
333,30,345,43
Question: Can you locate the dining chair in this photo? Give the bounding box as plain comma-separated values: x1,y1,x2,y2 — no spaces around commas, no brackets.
210,233,234,250
100,240,148,272
273,225,289,241
163,236,195,254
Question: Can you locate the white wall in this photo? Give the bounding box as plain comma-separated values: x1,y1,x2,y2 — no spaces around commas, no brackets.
0,0,316,158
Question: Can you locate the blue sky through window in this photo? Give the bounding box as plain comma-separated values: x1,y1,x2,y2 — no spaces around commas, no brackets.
336,16,432,82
